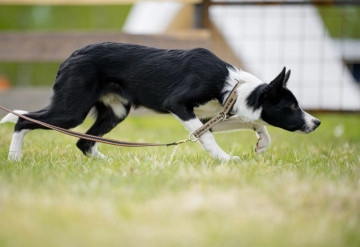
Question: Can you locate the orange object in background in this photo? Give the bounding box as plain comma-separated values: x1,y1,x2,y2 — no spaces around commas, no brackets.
0,77,11,91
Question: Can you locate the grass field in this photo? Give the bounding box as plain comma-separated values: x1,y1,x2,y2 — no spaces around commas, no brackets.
0,113,359,247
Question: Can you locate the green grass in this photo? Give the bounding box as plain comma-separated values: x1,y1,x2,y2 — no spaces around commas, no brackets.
0,113,359,247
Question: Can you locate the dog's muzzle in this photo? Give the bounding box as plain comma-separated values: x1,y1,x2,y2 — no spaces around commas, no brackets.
297,113,321,134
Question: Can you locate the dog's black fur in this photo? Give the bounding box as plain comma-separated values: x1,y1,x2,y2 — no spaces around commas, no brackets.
14,43,237,154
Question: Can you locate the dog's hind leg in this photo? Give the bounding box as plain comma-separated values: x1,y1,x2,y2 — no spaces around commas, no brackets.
7,104,93,161
4,107,89,161
3,109,48,161
7,129,30,161
76,97,131,158
6,85,99,161
1,111,29,160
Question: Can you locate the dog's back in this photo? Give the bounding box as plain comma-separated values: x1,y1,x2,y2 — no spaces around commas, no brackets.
56,43,231,110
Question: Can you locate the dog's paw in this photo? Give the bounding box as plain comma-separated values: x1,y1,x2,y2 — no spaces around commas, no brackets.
255,136,271,155
96,152,108,160
8,151,21,162
219,156,231,162
214,153,231,162
231,156,240,162
216,155,239,162
89,150,108,160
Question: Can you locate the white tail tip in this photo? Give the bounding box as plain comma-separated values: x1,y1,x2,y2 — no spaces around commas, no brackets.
0,110,28,124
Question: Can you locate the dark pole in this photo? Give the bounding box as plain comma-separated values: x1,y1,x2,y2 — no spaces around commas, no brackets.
194,0,211,29
194,2,204,29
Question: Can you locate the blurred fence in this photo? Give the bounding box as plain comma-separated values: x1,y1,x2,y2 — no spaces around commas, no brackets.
0,0,359,112
205,0,360,111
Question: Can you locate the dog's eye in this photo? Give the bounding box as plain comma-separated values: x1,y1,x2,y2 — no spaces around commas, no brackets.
290,104,298,110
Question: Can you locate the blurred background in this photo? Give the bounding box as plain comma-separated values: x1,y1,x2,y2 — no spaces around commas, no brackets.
0,0,359,113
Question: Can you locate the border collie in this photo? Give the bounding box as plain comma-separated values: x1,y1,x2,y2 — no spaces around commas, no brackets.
1,43,320,161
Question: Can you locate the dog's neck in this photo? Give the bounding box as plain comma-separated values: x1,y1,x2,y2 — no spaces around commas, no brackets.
223,67,265,122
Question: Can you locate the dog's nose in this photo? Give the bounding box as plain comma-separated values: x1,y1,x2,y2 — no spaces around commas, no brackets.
313,119,321,126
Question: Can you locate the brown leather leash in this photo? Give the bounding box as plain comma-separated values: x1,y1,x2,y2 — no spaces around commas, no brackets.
0,81,243,147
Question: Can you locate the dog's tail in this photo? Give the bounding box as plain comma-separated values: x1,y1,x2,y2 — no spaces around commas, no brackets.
0,110,29,124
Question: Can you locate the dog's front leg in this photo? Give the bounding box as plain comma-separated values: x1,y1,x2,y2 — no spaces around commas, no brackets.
254,125,271,154
177,117,238,161
210,117,271,154
211,116,256,133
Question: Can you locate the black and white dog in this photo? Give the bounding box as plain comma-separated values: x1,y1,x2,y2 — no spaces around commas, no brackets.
1,43,320,161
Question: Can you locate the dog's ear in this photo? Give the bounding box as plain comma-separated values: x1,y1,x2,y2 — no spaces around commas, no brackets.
266,67,286,95
284,69,291,87
259,67,286,104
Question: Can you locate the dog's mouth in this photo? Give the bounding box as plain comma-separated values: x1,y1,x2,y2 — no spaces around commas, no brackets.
295,124,319,134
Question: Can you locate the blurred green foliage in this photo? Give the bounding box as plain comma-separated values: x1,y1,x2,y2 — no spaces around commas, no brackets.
0,63,61,86
0,5,131,31
0,5,132,87
318,6,360,39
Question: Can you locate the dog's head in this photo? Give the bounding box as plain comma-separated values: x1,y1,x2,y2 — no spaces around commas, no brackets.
256,67,320,134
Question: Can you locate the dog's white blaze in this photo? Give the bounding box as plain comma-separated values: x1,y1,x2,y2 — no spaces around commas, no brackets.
8,129,30,161
224,67,264,122
176,117,231,161
294,111,318,134
304,111,315,129
0,110,29,124
100,93,128,119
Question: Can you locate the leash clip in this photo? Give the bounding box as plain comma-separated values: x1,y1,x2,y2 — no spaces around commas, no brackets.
174,139,190,145
188,132,198,142
174,132,198,145
218,112,227,121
